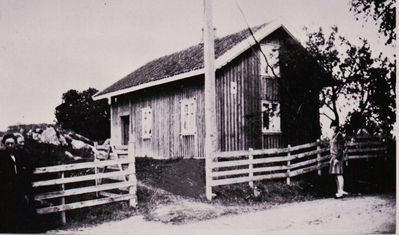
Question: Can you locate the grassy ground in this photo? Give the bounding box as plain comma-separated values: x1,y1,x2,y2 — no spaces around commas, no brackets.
136,158,205,198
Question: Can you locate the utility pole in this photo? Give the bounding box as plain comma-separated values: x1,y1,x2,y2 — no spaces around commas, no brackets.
203,0,218,201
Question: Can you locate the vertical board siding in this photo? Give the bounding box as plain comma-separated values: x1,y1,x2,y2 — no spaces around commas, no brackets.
262,134,282,149
114,76,205,159
261,77,280,101
216,44,283,151
180,135,196,158
216,48,267,152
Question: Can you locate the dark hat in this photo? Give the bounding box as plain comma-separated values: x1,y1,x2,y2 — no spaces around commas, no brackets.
2,133,17,144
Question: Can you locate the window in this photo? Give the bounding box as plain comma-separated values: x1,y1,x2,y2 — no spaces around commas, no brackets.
121,115,130,145
261,100,281,133
260,42,280,77
181,98,196,135
141,107,152,139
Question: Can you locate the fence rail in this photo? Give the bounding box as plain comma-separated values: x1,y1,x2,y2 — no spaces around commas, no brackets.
205,135,389,200
32,141,137,224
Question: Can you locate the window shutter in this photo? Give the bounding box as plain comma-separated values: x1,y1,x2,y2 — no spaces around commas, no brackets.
181,98,196,135
142,107,152,139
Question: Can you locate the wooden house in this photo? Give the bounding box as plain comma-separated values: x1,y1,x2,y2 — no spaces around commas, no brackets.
93,19,329,159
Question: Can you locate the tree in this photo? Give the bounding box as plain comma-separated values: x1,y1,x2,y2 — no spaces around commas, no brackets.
350,0,396,45
55,88,110,141
343,54,396,135
306,27,396,136
306,27,347,125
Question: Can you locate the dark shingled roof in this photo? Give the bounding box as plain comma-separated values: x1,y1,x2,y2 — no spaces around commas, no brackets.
96,23,269,97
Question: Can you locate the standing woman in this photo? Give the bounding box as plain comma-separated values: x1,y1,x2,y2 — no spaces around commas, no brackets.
329,122,349,198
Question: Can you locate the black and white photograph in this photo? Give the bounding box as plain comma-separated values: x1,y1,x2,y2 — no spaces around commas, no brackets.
0,0,396,234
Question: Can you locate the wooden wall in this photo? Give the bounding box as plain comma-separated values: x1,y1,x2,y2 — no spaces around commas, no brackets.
216,48,263,151
215,36,288,151
260,76,283,149
111,76,205,159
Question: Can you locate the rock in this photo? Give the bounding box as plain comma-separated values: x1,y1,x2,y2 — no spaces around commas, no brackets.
64,134,73,142
73,156,83,161
65,151,83,161
59,134,68,146
40,127,61,145
32,132,40,141
70,133,93,145
26,130,33,138
71,139,91,150
65,151,74,159
253,186,262,198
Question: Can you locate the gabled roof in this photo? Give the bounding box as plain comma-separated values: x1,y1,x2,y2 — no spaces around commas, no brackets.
94,18,305,100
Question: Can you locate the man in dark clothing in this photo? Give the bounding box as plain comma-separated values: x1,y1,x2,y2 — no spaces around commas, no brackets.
15,135,35,207
0,134,35,233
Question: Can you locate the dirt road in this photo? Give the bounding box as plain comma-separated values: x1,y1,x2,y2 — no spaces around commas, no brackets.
51,194,395,235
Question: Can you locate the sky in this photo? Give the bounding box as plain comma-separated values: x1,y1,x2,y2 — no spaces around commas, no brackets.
0,0,394,135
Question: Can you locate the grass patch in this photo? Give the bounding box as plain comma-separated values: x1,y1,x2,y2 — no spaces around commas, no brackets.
136,157,205,198
212,172,334,206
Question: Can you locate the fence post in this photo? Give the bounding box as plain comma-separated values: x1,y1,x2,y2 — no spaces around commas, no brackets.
248,148,254,189
344,139,350,167
286,144,291,185
383,138,388,161
59,166,66,225
128,141,137,207
94,141,99,197
205,153,214,201
317,139,321,176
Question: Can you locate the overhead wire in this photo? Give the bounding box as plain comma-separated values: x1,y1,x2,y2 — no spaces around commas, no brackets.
233,0,281,80
232,0,318,133
233,0,295,102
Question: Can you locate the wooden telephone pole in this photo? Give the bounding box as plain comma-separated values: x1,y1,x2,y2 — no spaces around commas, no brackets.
203,0,218,201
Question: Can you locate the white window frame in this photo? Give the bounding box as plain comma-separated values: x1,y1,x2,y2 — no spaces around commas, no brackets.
261,100,281,133
260,42,280,77
141,107,152,139
181,98,197,136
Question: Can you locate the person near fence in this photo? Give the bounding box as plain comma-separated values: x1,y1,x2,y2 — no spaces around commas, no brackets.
16,134,25,149
0,133,36,233
16,133,40,232
329,122,349,198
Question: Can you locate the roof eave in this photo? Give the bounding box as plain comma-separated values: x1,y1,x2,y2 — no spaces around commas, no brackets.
93,68,205,101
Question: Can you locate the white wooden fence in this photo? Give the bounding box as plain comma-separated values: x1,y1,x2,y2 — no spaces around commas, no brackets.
205,135,389,200
32,141,137,224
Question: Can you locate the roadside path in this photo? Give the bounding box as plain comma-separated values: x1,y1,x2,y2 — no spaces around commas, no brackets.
50,194,395,235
